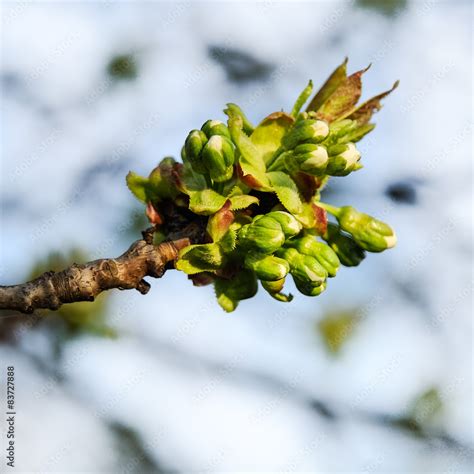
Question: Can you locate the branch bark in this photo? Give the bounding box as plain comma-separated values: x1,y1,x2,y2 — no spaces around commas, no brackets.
0,228,190,314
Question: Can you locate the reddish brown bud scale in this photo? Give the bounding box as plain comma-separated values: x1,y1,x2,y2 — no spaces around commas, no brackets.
312,204,328,235
146,202,163,225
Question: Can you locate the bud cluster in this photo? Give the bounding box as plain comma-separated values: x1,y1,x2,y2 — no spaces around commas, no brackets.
126,59,398,311
271,115,363,178
183,120,235,182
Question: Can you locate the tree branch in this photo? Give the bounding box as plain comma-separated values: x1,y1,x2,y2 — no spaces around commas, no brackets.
0,229,190,314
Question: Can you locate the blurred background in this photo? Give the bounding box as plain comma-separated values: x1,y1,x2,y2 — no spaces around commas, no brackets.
0,0,472,472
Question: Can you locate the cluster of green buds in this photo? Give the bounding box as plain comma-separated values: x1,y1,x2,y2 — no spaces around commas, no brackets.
183,120,236,182
270,114,364,178
126,59,399,311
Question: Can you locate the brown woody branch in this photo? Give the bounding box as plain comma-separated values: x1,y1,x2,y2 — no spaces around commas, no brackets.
0,227,191,314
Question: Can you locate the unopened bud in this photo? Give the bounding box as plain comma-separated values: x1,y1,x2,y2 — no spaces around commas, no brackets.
336,206,397,252
285,143,329,176
289,235,340,277
245,252,289,281
201,119,231,139
238,216,286,254
277,247,327,286
201,135,235,182
282,119,329,150
326,142,361,176
265,211,302,237
261,278,293,302
323,223,366,266
293,277,327,297
214,270,258,312
184,129,208,174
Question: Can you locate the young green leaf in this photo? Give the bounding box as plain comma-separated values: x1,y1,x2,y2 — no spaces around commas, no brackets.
176,243,225,274
126,171,149,203
229,194,259,210
291,80,313,117
226,108,271,190
225,103,255,134
188,188,228,215
267,171,304,215
250,112,295,165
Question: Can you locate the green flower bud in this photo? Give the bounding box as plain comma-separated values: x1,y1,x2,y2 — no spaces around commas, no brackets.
261,278,293,302
289,235,340,277
265,211,302,238
277,247,327,286
184,129,208,174
201,119,231,140
238,216,286,254
245,252,289,281
201,135,235,182
214,270,258,312
323,223,366,267
282,119,329,150
293,277,327,297
326,142,361,176
335,206,397,252
285,143,329,176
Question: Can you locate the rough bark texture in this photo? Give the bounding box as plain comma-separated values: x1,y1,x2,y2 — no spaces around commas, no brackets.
0,228,190,314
